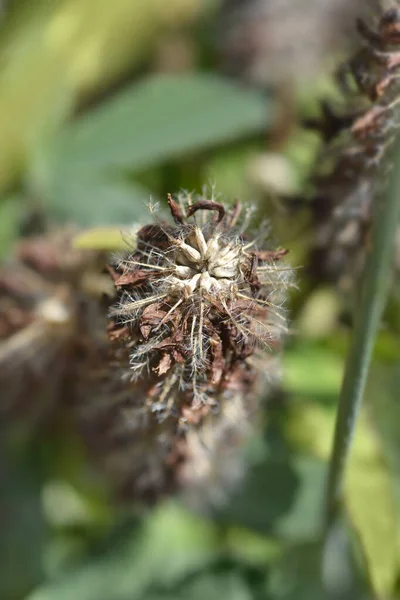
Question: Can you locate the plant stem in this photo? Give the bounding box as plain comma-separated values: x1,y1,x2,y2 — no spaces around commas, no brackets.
324,135,400,530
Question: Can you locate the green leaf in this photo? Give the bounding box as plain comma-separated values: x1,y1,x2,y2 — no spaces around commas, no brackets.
345,409,398,598
366,365,400,484
72,227,136,252
268,533,372,600
44,73,271,174
144,572,253,600
285,396,399,598
0,194,23,257
268,543,326,600
283,343,343,400
28,502,219,600
0,448,47,600
30,73,271,223
217,449,326,543
35,174,155,225
224,527,281,568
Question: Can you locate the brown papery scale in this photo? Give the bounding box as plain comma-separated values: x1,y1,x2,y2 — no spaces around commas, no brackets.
78,193,292,505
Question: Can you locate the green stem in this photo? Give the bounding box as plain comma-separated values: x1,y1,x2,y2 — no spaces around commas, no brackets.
324,136,400,530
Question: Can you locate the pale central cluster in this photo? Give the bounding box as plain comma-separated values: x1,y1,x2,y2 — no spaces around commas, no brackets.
167,227,242,296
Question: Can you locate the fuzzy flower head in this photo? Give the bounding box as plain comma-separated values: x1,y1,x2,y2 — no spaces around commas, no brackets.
109,193,291,420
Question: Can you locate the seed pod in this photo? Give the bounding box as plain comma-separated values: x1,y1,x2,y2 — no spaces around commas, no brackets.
77,193,292,505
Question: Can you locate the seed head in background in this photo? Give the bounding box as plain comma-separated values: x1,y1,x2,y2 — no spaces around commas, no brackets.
305,4,400,291
78,192,292,505
0,229,111,428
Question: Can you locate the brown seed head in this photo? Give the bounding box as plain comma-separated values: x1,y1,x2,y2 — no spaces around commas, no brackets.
81,193,292,503
109,195,290,413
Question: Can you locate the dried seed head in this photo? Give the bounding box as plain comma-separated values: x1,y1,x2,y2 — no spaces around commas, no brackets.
0,229,109,426
306,5,400,290
110,194,290,409
78,193,292,504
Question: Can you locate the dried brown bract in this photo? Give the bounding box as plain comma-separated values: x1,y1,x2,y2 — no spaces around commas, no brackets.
78,193,291,504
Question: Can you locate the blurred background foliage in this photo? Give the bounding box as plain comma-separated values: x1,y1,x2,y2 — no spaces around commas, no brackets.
1,0,400,599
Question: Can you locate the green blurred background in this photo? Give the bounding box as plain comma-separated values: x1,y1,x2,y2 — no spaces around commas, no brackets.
1,1,400,599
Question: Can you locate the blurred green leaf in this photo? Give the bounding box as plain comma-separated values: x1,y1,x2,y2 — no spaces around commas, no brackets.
283,343,343,400
0,447,47,600
284,340,399,597
366,365,400,482
224,527,281,568
0,0,202,191
345,409,399,598
34,174,154,225
269,532,372,600
285,394,399,598
366,366,400,572
203,144,261,200
29,502,220,600
217,450,325,543
297,288,341,339
268,543,326,600
30,74,271,223
144,571,253,600
0,194,23,257
72,227,136,251
43,73,271,173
